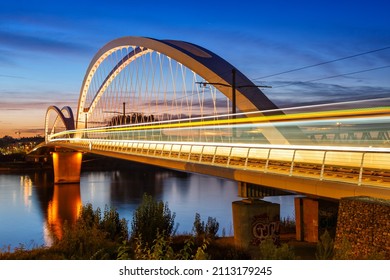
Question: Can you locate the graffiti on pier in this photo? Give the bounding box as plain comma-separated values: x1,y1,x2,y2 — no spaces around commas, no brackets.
251,213,280,245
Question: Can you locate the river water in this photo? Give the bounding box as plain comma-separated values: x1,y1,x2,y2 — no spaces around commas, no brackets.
0,163,296,250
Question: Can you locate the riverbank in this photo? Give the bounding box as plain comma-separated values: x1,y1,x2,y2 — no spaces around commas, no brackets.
0,233,316,260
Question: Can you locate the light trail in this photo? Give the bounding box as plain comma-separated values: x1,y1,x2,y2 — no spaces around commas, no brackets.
50,106,390,139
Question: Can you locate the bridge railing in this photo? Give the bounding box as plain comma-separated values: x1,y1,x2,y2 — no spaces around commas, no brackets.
49,137,390,188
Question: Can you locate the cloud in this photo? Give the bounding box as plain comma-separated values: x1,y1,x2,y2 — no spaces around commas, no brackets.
0,74,25,79
0,89,79,111
267,81,390,107
0,30,92,56
18,128,45,135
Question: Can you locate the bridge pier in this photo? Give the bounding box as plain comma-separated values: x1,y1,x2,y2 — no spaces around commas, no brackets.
294,197,319,242
294,197,338,242
232,182,280,249
52,149,83,184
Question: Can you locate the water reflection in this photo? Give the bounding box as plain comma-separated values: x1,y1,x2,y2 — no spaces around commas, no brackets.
46,184,81,242
1,167,296,250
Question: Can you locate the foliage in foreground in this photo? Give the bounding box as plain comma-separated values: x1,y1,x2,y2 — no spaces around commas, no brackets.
0,203,128,260
315,230,387,260
4,195,367,260
315,230,334,260
130,193,176,247
0,197,294,260
258,238,295,260
192,213,220,239
53,204,128,259
118,232,210,260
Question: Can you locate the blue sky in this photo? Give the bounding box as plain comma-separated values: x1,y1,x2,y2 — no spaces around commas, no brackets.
1,0,389,136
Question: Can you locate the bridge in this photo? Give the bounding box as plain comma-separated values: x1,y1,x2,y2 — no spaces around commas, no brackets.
36,36,390,247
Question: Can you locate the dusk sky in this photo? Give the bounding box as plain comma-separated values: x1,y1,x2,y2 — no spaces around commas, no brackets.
1,0,389,137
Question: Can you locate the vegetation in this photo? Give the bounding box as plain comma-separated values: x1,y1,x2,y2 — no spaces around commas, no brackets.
108,113,156,126
314,230,387,260
315,230,334,260
258,237,295,260
130,193,176,246
192,213,219,239
0,135,44,156
279,216,296,234
2,194,363,260
0,203,127,260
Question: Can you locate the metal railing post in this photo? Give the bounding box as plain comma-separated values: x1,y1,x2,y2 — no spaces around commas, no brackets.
320,151,327,180
358,152,366,186
290,150,297,176
265,149,271,173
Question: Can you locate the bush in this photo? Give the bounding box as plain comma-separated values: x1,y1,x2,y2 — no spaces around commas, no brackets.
315,230,334,260
120,233,209,260
51,203,128,259
193,213,205,237
101,205,128,241
131,194,176,246
192,213,219,239
258,237,295,260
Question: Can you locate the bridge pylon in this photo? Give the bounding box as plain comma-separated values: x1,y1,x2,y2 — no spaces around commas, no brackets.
232,182,283,249
52,148,83,184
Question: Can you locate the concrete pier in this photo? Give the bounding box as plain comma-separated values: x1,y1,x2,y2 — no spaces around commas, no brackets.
52,150,82,184
232,199,280,249
294,197,338,242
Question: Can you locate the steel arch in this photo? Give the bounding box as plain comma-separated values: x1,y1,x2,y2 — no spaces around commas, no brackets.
77,36,279,129
45,105,75,143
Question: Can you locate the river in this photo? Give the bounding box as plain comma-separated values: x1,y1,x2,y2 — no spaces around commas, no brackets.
0,162,296,250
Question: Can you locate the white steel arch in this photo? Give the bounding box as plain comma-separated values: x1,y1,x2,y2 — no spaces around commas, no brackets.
45,106,75,143
77,36,290,144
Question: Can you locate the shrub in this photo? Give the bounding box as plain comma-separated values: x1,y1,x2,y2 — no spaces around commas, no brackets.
125,233,209,260
52,203,128,259
101,205,128,241
193,213,205,237
205,217,219,239
315,230,334,260
258,237,295,260
192,213,219,239
130,194,176,246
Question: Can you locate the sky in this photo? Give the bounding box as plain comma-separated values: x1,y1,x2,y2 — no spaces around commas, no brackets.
1,0,390,137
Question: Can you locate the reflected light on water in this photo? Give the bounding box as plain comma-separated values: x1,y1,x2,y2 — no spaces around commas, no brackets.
1,169,296,249
46,184,82,242
20,175,33,210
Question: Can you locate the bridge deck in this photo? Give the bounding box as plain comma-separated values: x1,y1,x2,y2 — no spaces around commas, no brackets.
47,139,390,200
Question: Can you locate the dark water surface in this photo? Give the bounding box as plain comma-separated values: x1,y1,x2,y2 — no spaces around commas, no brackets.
0,164,295,250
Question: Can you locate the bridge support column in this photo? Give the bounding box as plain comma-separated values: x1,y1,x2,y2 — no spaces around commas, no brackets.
294,197,319,242
232,182,280,249
52,150,82,184
294,197,338,243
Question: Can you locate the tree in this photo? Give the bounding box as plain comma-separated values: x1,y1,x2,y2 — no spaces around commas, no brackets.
130,194,176,246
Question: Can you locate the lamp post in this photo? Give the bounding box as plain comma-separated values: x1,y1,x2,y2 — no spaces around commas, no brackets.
196,68,271,138
197,68,270,117
232,68,236,118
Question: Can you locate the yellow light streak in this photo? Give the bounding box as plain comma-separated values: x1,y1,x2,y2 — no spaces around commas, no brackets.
50,106,390,139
